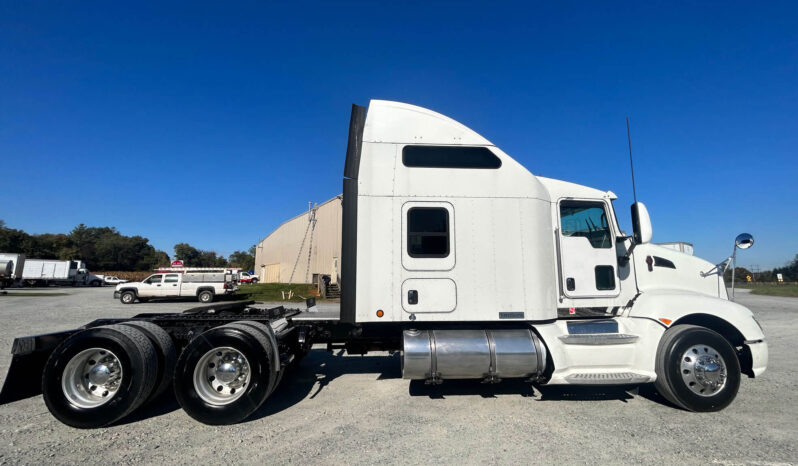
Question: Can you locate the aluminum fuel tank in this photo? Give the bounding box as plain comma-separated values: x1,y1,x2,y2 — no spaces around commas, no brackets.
402,328,546,382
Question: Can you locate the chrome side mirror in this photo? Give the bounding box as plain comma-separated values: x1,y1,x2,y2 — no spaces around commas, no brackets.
730,233,755,300
735,233,754,250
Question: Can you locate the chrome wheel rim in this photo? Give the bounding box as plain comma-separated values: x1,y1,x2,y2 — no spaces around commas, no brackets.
680,344,727,397
122,293,133,303
61,348,123,408
193,347,250,405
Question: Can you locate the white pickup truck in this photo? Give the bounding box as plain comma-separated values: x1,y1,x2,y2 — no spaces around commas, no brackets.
113,271,238,304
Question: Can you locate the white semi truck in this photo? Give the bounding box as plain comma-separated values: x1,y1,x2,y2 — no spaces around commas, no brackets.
20,259,103,287
0,101,767,428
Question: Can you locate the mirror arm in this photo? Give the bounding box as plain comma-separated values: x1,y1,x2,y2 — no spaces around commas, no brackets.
617,235,636,266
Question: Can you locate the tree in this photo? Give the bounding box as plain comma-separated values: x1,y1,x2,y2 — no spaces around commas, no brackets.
0,221,169,271
228,246,255,271
174,243,228,267
174,243,202,266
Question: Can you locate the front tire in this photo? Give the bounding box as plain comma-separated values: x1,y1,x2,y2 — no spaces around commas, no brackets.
251,278,259,284
173,324,276,425
655,324,741,412
41,325,158,428
120,291,136,304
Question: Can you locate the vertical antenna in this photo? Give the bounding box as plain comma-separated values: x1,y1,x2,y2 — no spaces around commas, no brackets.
626,116,638,204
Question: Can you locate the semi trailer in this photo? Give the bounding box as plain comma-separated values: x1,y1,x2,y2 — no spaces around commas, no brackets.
0,100,767,428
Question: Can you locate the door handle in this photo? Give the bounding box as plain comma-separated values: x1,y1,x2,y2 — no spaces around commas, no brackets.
566,278,575,291
408,290,418,305
156,284,161,287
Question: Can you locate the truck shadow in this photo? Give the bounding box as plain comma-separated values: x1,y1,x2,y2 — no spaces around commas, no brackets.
248,349,401,422
119,352,675,425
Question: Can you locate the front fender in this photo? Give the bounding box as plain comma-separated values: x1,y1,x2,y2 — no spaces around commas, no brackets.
628,289,765,342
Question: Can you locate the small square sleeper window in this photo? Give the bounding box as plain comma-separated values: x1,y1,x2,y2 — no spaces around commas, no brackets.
407,207,449,258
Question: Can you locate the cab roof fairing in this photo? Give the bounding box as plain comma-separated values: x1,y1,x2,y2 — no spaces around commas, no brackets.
537,176,618,202
358,100,550,201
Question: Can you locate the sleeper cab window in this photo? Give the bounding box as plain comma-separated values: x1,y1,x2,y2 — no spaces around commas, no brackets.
402,145,502,169
559,201,613,249
407,207,449,258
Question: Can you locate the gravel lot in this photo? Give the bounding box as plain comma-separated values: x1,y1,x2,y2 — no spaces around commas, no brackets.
0,287,795,465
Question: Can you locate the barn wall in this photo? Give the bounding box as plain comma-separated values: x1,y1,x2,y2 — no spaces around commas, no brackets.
255,196,342,284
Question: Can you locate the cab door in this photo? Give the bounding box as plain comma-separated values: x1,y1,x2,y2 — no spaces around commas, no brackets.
162,273,180,296
139,274,164,297
557,200,620,298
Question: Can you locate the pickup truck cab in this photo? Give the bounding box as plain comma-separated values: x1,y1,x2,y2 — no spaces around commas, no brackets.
114,271,237,304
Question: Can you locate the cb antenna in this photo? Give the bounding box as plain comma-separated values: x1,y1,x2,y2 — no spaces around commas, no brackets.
626,116,638,204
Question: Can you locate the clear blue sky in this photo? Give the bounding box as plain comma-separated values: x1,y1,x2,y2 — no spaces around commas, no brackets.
1,1,796,269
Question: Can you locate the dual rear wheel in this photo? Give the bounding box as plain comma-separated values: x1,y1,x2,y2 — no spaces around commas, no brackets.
42,320,278,428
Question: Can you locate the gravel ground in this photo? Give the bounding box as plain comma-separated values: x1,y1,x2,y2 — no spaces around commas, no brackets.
0,287,795,465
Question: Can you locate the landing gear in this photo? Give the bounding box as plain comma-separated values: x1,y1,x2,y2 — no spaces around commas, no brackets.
655,325,741,412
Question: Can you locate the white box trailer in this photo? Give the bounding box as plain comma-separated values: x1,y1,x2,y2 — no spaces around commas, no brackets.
0,100,767,429
20,259,103,287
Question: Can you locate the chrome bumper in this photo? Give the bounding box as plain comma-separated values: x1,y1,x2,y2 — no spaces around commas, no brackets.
113,291,120,299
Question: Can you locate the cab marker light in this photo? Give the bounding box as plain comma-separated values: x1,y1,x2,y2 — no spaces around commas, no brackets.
659,318,672,325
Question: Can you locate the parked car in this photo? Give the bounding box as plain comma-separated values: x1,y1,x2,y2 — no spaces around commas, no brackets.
238,272,259,284
102,276,128,286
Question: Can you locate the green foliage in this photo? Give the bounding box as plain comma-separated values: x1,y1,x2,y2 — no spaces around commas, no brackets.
0,220,170,271
234,282,319,302
228,246,255,271
173,242,228,267
749,284,798,297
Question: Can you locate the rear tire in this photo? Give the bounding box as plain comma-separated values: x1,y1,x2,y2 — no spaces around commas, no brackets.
121,321,176,402
251,279,259,284
120,291,136,304
173,325,275,425
41,325,158,428
655,324,741,412
198,290,214,303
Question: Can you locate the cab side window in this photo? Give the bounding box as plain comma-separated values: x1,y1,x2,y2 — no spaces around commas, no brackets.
164,274,179,283
146,274,163,284
407,207,450,258
560,201,613,249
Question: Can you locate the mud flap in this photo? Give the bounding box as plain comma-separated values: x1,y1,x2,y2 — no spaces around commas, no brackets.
0,330,77,404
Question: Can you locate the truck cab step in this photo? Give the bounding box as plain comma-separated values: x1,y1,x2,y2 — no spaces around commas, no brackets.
565,372,651,385
558,333,639,345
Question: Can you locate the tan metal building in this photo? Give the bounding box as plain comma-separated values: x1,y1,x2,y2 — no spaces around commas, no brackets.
255,196,342,284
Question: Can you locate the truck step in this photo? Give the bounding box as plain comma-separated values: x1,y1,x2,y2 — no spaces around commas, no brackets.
565,372,651,385
558,333,638,345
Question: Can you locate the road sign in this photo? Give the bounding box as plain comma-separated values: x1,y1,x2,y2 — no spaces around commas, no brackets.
777,273,783,283
171,260,184,267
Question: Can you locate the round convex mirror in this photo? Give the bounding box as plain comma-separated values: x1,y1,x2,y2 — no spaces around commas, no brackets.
735,233,754,249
